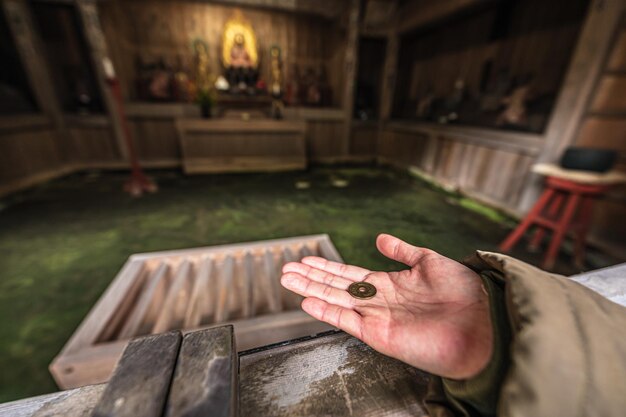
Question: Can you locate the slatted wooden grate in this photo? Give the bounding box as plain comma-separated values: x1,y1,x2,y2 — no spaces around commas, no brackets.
50,235,342,389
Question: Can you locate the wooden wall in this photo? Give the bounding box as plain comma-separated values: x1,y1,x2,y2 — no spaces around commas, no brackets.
573,15,626,254
0,117,69,196
394,0,589,125
378,123,541,211
98,0,347,107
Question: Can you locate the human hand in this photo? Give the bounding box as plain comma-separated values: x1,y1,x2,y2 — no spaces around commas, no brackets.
280,234,493,379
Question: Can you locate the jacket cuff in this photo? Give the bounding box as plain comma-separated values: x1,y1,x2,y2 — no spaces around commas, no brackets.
441,271,512,416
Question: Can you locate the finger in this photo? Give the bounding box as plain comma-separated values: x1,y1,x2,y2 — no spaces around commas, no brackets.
301,298,363,339
281,272,356,309
282,262,353,289
376,233,430,267
300,256,371,281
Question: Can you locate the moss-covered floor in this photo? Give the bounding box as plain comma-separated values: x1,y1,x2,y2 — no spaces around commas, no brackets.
0,166,602,402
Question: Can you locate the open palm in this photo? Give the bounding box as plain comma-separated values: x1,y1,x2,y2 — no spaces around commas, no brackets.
281,234,493,379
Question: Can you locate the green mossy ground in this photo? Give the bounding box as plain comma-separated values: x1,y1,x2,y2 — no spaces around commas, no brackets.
0,166,583,402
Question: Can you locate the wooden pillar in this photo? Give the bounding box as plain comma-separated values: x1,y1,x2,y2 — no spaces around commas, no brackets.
75,0,129,160
518,0,625,212
1,0,63,127
341,0,360,156
379,32,399,122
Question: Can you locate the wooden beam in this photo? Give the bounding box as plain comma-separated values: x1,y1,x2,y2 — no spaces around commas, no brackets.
341,0,361,156
91,331,182,417
239,331,430,416
75,0,129,160
165,326,237,417
1,0,68,156
379,29,399,122
397,0,493,34
115,0,344,20
518,0,626,212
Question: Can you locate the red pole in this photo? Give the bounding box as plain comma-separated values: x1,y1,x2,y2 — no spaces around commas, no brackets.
107,77,158,197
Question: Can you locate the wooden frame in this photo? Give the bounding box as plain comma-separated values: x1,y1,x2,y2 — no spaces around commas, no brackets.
50,235,343,389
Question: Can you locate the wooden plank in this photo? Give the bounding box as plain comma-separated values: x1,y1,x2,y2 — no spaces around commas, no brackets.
51,311,333,390
178,119,306,133
386,122,542,155
239,332,430,416
183,157,306,174
281,247,303,309
241,252,255,319
152,261,193,334
397,0,489,34
97,264,148,343
184,257,214,328
118,263,170,340
340,0,361,156
589,75,626,113
50,340,128,390
91,332,181,417
300,244,313,258
214,255,235,323
318,236,345,263
165,326,237,417
263,249,283,313
0,384,105,417
129,235,336,263
56,260,146,355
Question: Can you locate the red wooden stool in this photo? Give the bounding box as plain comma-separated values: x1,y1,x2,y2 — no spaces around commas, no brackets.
499,164,624,270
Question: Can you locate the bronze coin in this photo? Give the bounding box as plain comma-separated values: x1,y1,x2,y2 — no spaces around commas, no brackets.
348,282,377,300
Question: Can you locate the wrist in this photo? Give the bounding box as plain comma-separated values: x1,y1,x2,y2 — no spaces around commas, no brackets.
442,271,512,415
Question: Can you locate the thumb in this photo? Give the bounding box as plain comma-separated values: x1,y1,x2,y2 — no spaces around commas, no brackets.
376,234,428,267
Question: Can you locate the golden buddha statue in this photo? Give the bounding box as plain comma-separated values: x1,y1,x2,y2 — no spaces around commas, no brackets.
222,10,259,91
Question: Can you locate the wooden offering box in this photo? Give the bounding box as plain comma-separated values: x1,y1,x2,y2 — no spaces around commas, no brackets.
50,235,342,389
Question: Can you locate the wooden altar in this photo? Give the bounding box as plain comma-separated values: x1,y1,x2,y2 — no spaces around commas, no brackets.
176,118,307,174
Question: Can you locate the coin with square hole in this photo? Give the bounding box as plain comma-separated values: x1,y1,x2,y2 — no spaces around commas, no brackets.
348,282,377,299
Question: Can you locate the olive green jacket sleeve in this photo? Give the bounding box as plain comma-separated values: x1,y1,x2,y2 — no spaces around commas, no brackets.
425,251,626,417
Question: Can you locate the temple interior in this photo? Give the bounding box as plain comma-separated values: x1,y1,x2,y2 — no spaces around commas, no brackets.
0,0,625,406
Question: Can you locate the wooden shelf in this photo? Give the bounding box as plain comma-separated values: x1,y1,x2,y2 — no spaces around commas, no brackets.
0,114,51,132
386,120,544,154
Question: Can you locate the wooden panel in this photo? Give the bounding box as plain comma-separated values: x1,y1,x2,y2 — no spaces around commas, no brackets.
607,29,626,71
166,326,237,417
0,128,64,184
178,119,307,173
307,120,344,160
91,332,181,417
351,124,378,157
131,119,181,160
239,331,430,416
576,118,626,150
378,125,538,212
590,75,626,113
66,126,120,163
51,235,342,389
0,384,105,417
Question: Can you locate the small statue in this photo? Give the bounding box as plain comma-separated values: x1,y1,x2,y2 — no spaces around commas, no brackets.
230,33,253,68
269,45,283,98
302,67,321,106
285,64,301,106
222,10,259,92
416,86,435,119
497,74,533,127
